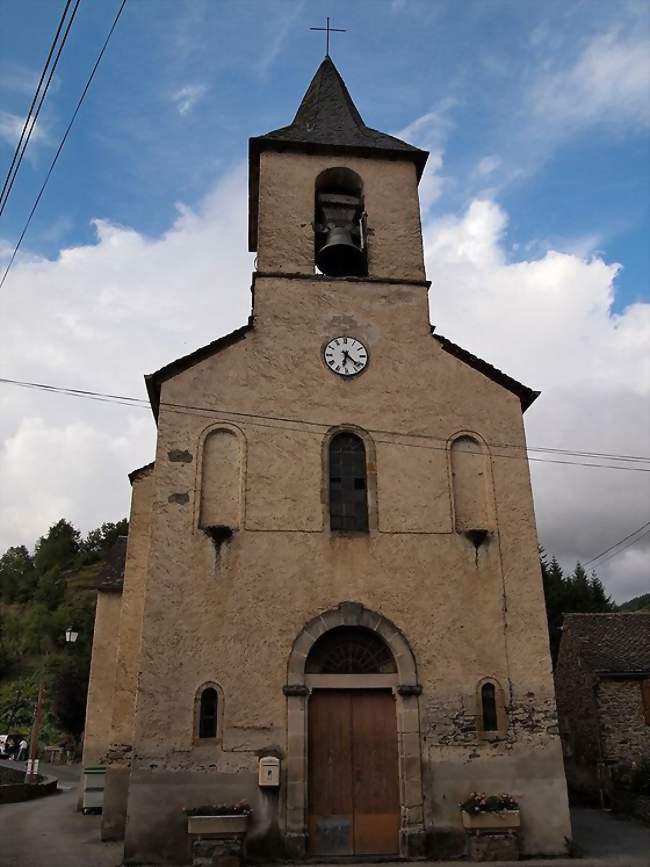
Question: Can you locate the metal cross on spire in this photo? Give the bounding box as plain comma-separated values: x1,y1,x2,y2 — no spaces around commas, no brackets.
309,16,346,57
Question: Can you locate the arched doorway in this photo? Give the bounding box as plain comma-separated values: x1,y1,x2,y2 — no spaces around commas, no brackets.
284,602,425,859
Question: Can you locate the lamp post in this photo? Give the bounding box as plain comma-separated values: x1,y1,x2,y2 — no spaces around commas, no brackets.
26,627,78,783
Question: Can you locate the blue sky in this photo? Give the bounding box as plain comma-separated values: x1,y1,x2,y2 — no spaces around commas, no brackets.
0,0,648,601
1,0,648,307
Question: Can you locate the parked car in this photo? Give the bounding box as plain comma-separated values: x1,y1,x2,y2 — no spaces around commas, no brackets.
0,734,22,759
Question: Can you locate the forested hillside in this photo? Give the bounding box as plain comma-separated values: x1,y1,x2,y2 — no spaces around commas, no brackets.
0,518,127,753
619,593,650,612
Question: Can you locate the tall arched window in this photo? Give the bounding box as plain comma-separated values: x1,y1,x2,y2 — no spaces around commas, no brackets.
481,682,498,732
198,687,219,739
451,435,490,531
329,432,368,531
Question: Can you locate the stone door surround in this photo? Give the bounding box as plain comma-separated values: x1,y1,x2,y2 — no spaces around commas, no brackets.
283,601,425,858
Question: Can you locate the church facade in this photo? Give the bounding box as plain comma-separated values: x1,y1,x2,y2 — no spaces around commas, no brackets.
83,58,571,863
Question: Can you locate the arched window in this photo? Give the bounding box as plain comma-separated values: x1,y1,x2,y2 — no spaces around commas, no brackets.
451,435,490,531
481,682,498,732
329,432,368,531
306,626,397,674
198,687,219,739
199,428,242,530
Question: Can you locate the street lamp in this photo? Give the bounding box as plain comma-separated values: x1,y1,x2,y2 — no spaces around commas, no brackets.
27,627,79,783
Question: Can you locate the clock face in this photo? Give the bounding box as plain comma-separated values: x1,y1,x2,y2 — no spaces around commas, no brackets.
323,336,368,377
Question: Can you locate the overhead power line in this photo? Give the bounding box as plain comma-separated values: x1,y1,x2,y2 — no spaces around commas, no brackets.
0,0,81,218
2,375,650,474
0,0,128,291
583,521,650,568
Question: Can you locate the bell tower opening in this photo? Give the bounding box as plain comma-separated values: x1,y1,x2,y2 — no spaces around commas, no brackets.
314,167,367,277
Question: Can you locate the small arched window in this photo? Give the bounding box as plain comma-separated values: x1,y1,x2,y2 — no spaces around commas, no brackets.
198,687,219,739
480,682,498,732
329,432,368,531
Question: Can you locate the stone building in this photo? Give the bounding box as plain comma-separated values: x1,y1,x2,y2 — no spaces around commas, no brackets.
82,57,571,863
555,613,650,801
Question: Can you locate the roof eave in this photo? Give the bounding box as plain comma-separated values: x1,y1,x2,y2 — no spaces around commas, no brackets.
432,331,540,412
145,321,253,423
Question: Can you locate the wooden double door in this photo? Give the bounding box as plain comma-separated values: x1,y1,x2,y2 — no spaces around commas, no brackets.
307,690,400,857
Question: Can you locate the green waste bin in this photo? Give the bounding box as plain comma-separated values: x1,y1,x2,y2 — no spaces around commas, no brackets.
82,766,105,814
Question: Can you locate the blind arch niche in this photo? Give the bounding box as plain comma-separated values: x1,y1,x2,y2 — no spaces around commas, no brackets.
199,426,243,530
450,434,491,532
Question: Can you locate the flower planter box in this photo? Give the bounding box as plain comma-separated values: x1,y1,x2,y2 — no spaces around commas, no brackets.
461,810,521,832
187,814,249,837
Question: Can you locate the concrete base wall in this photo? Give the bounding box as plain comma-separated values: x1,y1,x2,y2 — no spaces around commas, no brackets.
122,742,570,864
428,746,571,856
124,769,275,865
101,765,131,841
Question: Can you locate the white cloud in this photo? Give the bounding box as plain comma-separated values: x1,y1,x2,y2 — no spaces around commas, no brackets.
0,169,647,604
0,110,50,153
257,2,304,78
531,28,650,133
0,166,252,549
395,103,455,213
424,199,650,601
171,83,208,116
475,155,501,177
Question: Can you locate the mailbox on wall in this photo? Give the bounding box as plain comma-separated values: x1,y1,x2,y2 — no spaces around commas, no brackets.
258,756,280,787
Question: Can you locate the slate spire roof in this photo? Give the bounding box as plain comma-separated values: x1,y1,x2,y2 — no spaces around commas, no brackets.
259,56,427,163
248,56,428,251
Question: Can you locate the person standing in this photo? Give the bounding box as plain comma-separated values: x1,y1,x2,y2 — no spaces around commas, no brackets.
16,737,28,761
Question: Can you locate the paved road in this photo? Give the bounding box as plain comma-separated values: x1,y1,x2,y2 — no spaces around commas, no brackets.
1,762,649,866
0,762,120,867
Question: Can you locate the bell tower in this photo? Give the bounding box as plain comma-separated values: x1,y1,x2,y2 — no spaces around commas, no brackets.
249,57,429,282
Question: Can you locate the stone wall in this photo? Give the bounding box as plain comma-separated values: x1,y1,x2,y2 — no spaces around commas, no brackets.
115,265,570,862
554,628,602,797
81,590,121,768
598,679,650,765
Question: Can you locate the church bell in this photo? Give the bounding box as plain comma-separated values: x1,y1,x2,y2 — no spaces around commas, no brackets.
315,192,367,277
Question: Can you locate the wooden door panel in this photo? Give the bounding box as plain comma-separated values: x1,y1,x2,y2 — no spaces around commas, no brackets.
307,691,354,855
352,691,400,855
307,690,400,857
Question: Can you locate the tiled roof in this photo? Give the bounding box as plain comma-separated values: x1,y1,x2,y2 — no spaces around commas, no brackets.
248,57,428,251
563,613,650,674
96,536,128,594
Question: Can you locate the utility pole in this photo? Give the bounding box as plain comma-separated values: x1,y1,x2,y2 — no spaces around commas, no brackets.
26,675,45,783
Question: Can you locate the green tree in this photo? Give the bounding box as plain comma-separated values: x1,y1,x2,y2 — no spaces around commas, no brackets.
540,552,567,663
590,573,614,611
33,519,80,575
0,545,36,603
47,653,90,738
34,567,66,611
540,555,616,666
